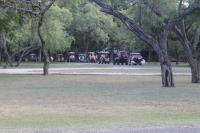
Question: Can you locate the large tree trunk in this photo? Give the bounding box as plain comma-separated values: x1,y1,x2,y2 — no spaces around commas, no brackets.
182,42,200,83
37,12,49,75
36,1,55,75
42,48,49,75
181,39,199,83
160,58,174,87
175,3,200,83
158,49,174,87
190,60,200,83
158,31,174,87
175,28,200,83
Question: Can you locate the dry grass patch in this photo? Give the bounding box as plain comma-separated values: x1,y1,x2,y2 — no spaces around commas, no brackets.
0,75,200,129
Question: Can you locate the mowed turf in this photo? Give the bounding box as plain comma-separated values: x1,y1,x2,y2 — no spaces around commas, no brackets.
0,74,200,129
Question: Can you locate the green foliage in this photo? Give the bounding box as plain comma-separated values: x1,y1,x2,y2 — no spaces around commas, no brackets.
1,4,74,54
8,19,37,53
70,2,115,52
0,9,26,53
43,4,74,54
1,0,199,61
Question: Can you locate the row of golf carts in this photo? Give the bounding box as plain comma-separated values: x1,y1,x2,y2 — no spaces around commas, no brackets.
59,52,98,63
26,51,145,65
60,51,145,65
113,51,146,65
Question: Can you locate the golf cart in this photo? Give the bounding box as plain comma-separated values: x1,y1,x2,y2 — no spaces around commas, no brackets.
113,51,129,65
55,54,64,62
68,52,76,62
129,53,145,65
29,53,38,62
88,52,97,63
78,53,87,63
98,51,110,64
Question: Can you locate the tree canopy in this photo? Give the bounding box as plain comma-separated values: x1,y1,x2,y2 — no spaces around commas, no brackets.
0,0,200,85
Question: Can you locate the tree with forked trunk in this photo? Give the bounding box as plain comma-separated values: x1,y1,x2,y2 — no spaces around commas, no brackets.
0,0,55,75
94,0,200,87
174,0,200,83
142,0,200,84
37,1,55,75
175,23,200,83
175,24,200,83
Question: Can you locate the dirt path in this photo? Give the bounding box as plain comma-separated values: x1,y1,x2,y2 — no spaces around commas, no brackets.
0,67,191,76
1,126,200,133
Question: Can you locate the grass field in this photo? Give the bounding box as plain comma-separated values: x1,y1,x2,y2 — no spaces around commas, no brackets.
0,74,200,130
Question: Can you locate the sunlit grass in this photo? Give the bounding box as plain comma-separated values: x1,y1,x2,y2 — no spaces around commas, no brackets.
0,74,199,129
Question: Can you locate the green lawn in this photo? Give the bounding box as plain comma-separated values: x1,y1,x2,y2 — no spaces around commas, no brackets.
0,74,200,129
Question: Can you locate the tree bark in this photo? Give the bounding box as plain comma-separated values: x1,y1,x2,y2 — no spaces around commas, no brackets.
178,40,200,83
174,23,200,83
158,31,174,87
182,41,199,83
185,41,200,83
159,52,174,87
42,48,49,75
187,49,200,83
37,11,49,75
191,61,200,83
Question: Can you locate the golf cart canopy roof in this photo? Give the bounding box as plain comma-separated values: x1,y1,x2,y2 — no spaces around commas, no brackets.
69,52,75,54
98,51,109,54
79,54,86,56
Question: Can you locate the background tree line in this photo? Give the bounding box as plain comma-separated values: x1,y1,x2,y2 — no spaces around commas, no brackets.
0,0,185,63
0,0,200,87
